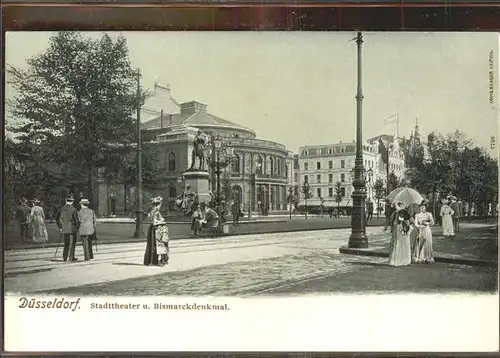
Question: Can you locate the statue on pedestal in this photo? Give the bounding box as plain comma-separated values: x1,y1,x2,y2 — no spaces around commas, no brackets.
176,184,198,216
188,130,206,171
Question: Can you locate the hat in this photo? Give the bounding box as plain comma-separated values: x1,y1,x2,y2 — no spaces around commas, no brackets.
65,195,74,201
80,198,90,205
32,198,40,204
152,196,163,204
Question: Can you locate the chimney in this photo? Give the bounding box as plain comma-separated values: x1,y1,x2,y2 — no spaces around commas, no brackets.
180,101,208,116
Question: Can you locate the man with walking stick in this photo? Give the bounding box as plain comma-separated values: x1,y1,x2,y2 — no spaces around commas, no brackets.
55,195,79,262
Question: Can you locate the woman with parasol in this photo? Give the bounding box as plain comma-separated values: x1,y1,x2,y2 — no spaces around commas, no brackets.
413,202,435,263
388,202,413,267
386,187,424,267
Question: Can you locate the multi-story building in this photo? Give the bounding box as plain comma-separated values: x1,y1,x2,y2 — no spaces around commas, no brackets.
297,134,406,210
98,84,295,215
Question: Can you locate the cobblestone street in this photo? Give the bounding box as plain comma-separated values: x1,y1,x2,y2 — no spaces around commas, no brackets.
5,224,497,296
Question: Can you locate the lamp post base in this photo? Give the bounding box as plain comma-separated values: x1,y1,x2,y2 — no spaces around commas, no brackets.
347,232,368,248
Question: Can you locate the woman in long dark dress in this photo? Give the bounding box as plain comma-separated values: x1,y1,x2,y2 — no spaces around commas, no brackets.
143,196,170,266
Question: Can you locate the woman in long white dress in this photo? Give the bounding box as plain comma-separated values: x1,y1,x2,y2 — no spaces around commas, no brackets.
388,202,413,267
440,199,455,238
413,204,435,263
30,199,49,243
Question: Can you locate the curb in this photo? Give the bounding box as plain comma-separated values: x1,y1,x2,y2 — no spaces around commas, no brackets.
5,225,385,251
339,247,498,268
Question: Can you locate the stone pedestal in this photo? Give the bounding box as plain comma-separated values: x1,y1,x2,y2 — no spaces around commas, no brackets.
183,170,211,204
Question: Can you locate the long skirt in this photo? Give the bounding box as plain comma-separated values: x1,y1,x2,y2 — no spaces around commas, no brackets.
389,226,411,267
442,215,454,236
31,216,49,243
413,226,434,263
143,225,158,266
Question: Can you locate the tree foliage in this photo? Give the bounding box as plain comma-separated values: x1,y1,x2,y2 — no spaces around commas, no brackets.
402,130,497,214
6,32,151,213
301,182,313,200
333,181,344,210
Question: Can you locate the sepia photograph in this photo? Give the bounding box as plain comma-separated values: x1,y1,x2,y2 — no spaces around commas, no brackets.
3,30,499,352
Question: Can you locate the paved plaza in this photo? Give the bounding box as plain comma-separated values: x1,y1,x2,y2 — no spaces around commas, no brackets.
4,223,497,296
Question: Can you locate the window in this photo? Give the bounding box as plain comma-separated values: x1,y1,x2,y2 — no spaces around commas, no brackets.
168,152,176,172
304,175,309,183
169,186,177,198
317,162,321,170
328,188,333,197
341,173,345,182
341,160,345,168
329,161,333,169
328,174,333,183
317,188,321,198
304,163,308,171
231,154,240,173
285,164,289,178
341,187,346,196
316,174,321,183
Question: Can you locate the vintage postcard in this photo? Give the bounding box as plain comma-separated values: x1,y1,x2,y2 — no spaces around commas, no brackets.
4,31,499,352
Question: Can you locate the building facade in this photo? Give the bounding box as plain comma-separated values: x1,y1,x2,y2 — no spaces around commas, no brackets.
98,84,295,215
297,135,406,210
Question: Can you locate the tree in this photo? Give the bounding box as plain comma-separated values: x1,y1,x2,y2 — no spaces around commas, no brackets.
333,181,344,216
7,32,148,214
287,187,295,219
318,196,326,216
372,178,386,218
387,171,399,193
301,182,312,219
402,130,498,218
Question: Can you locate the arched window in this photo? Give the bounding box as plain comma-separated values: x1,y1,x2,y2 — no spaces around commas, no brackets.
169,186,177,198
231,154,240,174
231,185,243,204
276,158,281,176
255,155,263,174
168,152,176,172
285,164,288,178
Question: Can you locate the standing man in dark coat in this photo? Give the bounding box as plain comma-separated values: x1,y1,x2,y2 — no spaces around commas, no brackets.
16,198,32,243
55,195,79,262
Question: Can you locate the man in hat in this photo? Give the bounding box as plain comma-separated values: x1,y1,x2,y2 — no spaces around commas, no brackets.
15,198,32,243
77,198,96,261
55,195,80,261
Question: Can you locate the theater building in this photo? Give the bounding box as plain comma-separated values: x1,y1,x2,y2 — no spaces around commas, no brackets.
98,84,296,215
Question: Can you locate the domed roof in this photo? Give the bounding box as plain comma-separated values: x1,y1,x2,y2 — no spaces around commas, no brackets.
142,99,256,137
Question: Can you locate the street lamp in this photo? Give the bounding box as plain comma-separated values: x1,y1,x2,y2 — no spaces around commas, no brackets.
206,134,235,214
348,32,368,249
133,68,144,238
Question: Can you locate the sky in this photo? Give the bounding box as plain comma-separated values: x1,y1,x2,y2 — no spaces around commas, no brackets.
5,31,499,156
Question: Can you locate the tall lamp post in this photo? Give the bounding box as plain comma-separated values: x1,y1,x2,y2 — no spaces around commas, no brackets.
206,134,235,213
133,68,144,238
348,32,368,249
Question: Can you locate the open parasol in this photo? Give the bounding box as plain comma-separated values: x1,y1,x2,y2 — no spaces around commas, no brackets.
387,187,424,208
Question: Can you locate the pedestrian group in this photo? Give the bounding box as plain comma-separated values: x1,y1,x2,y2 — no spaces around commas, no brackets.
385,194,463,267
15,195,97,262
